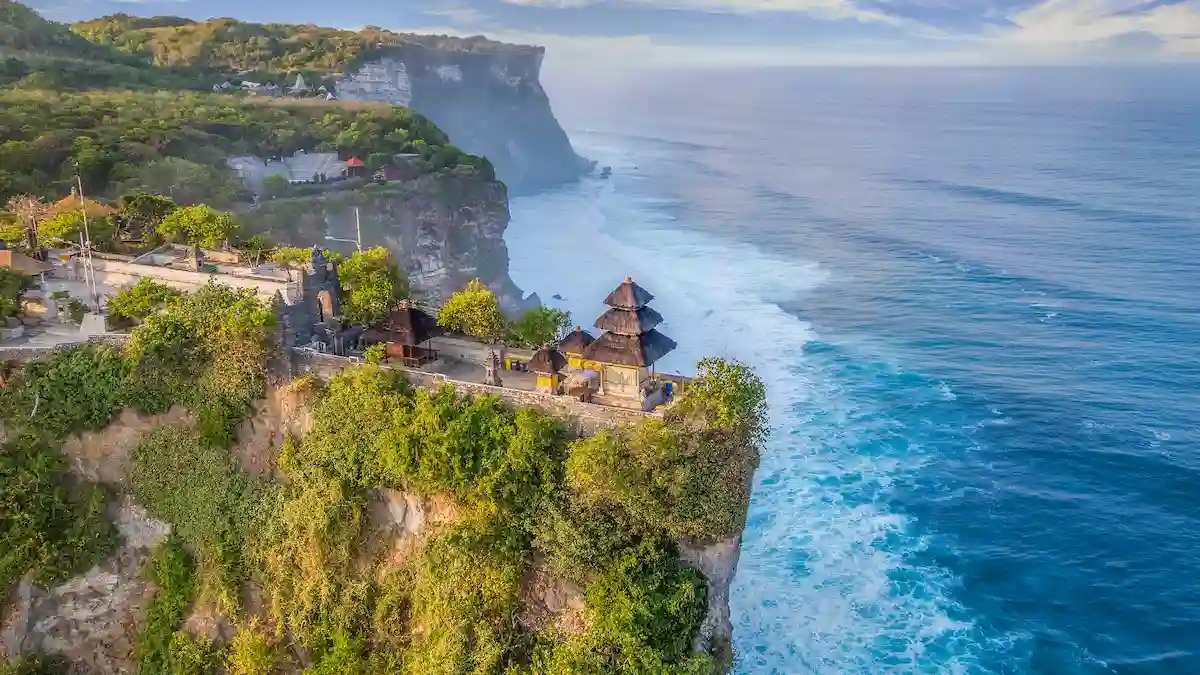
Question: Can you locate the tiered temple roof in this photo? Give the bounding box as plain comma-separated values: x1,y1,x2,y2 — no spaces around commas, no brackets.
583,277,677,367
556,326,596,354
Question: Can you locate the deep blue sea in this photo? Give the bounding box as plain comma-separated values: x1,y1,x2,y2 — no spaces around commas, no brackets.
504,67,1200,675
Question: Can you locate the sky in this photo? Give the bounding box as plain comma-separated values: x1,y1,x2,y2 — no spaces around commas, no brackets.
28,0,1200,66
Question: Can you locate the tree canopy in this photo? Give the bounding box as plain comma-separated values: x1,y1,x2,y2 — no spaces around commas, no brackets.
336,246,409,325
157,204,238,248
437,278,507,342
506,306,571,349
0,89,487,205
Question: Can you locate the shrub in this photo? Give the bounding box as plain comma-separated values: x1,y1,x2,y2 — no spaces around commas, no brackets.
506,306,571,349
226,620,278,675
0,434,115,595
105,278,182,326
131,427,266,614
0,344,128,438
136,536,198,675
0,267,34,318
566,357,765,543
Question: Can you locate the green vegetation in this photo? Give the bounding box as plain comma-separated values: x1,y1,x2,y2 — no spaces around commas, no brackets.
157,205,237,248
136,535,226,675
68,13,525,77
0,434,116,596
507,305,572,349
336,246,409,325
0,89,486,205
0,653,68,675
0,267,33,318
0,320,763,673
437,277,508,342
105,278,183,327
131,427,267,614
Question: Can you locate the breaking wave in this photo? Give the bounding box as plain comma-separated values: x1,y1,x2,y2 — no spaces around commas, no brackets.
505,142,1013,674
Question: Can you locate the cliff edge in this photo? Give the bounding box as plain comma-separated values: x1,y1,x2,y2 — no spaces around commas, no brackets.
333,39,593,195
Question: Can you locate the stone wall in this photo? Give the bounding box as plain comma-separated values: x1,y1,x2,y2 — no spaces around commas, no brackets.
427,336,534,367
0,334,129,363
291,348,657,436
76,258,294,303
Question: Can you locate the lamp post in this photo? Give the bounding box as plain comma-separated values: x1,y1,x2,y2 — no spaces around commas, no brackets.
72,169,100,312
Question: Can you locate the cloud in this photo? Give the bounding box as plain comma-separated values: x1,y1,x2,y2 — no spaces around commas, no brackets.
998,0,1200,60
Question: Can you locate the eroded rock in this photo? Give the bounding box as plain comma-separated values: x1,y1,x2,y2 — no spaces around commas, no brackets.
678,535,742,655
0,499,170,674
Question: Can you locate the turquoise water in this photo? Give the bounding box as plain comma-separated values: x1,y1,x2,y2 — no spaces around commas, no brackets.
504,67,1200,674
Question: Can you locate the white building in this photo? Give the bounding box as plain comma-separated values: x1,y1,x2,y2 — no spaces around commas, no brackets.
227,150,348,191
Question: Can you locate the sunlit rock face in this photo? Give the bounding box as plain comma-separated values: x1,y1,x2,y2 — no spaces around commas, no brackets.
334,38,592,195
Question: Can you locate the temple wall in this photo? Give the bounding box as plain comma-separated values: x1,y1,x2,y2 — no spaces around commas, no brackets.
291,348,657,436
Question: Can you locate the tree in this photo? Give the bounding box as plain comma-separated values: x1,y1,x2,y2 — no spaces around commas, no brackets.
671,357,768,444
506,306,571,349
0,268,33,318
270,246,312,269
6,194,46,237
437,278,506,342
119,191,177,232
36,210,85,243
366,153,391,172
337,246,408,325
260,175,288,200
158,205,238,248
106,278,182,326
237,235,274,266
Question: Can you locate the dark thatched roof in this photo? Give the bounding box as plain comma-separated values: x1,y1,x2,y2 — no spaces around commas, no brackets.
528,347,568,374
556,327,595,354
372,301,442,346
593,305,663,336
582,329,676,367
603,277,655,310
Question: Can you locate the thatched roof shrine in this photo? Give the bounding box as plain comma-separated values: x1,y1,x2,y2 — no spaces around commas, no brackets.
603,276,654,310
557,327,595,354
528,346,568,374
365,300,441,346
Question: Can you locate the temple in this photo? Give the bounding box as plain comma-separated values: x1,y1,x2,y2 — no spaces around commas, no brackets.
580,277,678,407
359,299,442,367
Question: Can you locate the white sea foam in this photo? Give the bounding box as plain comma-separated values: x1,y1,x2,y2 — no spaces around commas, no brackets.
505,144,996,674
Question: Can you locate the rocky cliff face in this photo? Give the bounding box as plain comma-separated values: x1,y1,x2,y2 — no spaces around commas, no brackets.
333,41,592,195
240,175,536,313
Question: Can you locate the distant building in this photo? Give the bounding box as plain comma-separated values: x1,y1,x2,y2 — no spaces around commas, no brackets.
227,150,348,190
289,73,310,95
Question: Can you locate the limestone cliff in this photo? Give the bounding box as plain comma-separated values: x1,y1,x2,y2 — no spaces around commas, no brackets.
1,375,751,674
333,38,592,195
238,175,536,313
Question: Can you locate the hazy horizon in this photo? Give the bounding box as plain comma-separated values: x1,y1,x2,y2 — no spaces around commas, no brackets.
25,0,1200,67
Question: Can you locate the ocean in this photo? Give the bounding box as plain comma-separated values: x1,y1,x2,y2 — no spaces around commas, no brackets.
503,67,1200,675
